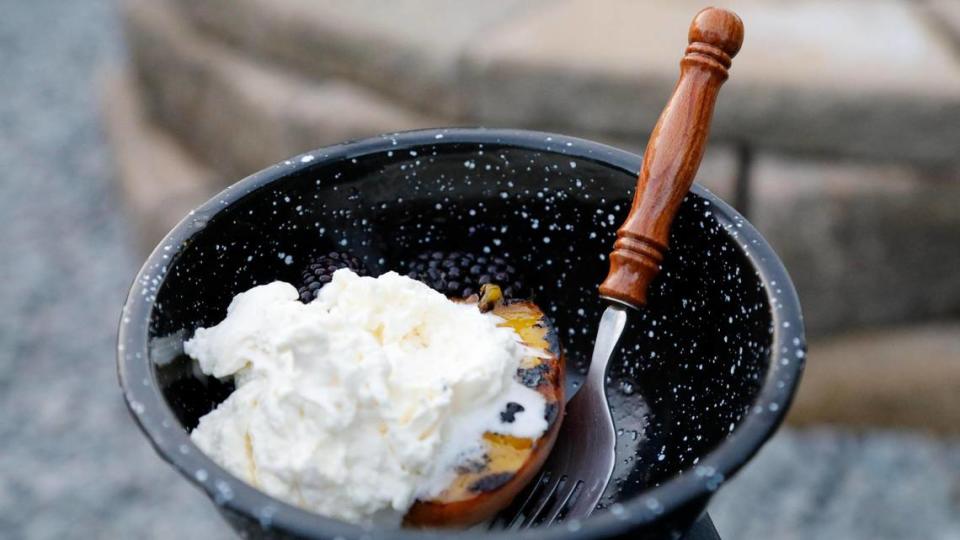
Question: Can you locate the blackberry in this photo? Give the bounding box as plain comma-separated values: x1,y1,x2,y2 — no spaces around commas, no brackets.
406,251,524,298
298,251,367,303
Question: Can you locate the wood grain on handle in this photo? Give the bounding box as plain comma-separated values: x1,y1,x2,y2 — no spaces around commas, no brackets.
599,7,743,308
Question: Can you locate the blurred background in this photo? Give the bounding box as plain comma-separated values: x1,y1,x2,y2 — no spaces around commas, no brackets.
2,0,959,538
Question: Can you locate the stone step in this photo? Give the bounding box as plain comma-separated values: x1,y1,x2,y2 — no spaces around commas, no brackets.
168,0,960,165
119,0,740,200
924,0,960,50
168,0,533,119
749,153,960,336
786,322,960,435
466,0,960,166
121,0,438,181
101,70,219,252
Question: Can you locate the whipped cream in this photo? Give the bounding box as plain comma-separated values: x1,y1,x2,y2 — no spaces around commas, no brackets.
185,270,548,526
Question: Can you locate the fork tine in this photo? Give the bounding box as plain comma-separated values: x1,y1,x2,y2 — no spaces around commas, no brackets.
540,479,583,526
491,470,550,530
521,474,566,528
565,474,608,520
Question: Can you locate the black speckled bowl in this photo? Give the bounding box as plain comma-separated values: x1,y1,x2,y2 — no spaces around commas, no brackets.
118,129,804,539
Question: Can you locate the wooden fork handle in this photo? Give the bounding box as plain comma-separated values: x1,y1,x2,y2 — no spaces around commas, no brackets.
599,7,743,308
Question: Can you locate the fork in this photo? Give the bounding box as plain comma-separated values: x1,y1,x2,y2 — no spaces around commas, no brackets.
491,7,744,529
490,305,627,529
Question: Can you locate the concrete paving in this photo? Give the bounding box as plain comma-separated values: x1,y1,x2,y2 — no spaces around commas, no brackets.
711,430,960,540
0,0,228,537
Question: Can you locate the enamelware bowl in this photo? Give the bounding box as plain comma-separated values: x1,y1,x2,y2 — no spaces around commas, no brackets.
118,128,804,539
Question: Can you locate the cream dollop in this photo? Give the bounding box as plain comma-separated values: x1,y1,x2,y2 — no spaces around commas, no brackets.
185,269,547,525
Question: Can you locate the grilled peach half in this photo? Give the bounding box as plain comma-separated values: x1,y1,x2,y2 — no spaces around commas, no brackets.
404,286,565,527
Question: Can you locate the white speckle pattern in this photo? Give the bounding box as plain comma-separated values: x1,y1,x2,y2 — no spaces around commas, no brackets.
214,480,234,504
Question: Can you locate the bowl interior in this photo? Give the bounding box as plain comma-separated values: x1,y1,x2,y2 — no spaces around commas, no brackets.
147,136,773,517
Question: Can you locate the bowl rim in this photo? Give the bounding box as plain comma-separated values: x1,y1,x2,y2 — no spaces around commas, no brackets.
118,127,805,539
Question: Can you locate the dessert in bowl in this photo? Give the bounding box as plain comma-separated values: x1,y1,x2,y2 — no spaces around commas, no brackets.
118,128,805,539
185,271,564,527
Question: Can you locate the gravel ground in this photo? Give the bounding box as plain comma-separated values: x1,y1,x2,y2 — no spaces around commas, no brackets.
0,0,229,538
711,430,960,540
0,1,958,539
